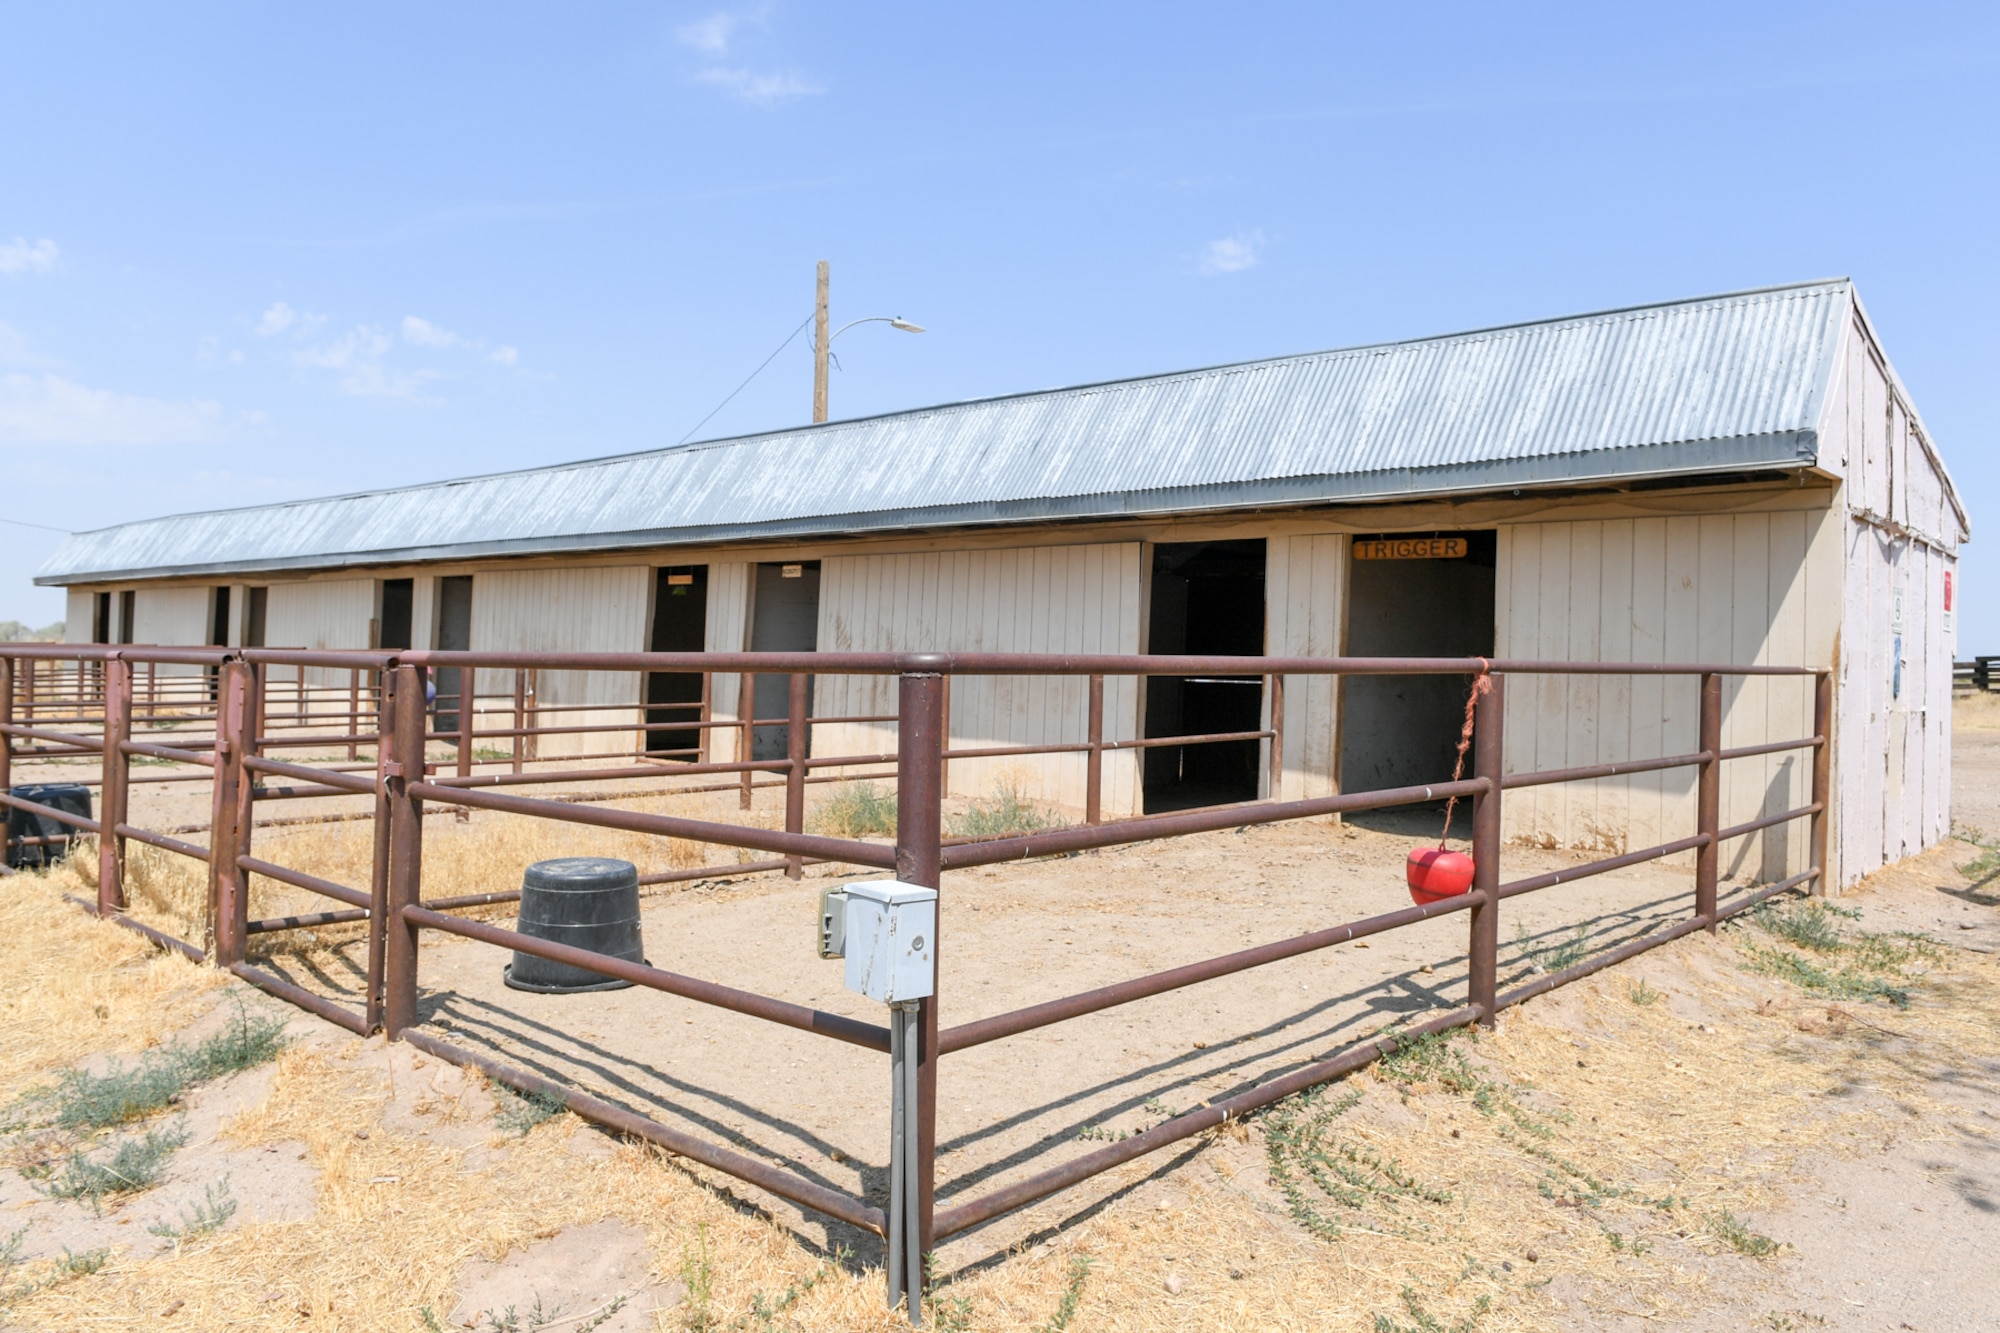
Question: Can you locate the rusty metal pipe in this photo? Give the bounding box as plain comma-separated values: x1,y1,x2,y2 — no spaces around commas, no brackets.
1695,673,1722,932
1810,673,1833,897
404,779,898,868
245,908,370,933
114,824,210,862
63,894,205,961
227,962,370,1033
401,904,891,1050
940,776,1488,870
0,789,101,833
1500,750,1709,790
238,855,371,909
939,889,1486,1054
1498,833,1711,899
244,755,377,794
1716,803,1822,844
1717,735,1825,762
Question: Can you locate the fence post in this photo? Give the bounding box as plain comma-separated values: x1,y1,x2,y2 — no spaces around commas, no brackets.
365,667,399,1033
209,661,252,964
1,656,13,868
1267,672,1285,801
1085,674,1104,826
384,664,428,1039
1696,673,1722,931
455,667,474,824
347,668,360,761
698,670,713,765
1810,671,1832,898
97,656,133,917
894,671,945,1286
738,671,755,810
785,671,808,879
1468,673,1503,1026
512,669,526,775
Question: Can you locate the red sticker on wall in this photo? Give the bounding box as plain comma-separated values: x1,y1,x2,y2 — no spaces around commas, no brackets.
1945,570,1955,612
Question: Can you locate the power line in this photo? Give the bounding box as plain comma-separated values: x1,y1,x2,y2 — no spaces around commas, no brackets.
0,516,69,533
676,312,815,446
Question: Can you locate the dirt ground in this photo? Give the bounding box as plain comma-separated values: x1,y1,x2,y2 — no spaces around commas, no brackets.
0,710,1995,1330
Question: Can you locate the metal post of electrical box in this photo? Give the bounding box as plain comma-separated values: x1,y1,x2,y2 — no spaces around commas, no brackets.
828,878,936,1325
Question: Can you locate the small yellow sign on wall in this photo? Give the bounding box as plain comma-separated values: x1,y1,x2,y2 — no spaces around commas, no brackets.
1352,536,1468,561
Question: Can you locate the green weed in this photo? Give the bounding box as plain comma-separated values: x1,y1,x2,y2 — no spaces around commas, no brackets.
1263,1083,1452,1241
147,1177,237,1242
1707,1209,1780,1257
810,781,898,838
680,1223,715,1331
1738,900,1938,1010
1625,979,1663,1006
26,999,288,1131
494,1084,568,1137
1032,1254,1093,1333
1372,1285,1492,1333
950,779,1059,840
27,1121,188,1210
1516,924,1592,975
736,1251,842,1332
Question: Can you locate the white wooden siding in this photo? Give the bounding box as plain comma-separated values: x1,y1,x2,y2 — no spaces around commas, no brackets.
1495,509,1839,882
814,544,1144,814
264,580,376,687
130,586,214,677
705,562,752,764
63,589,93,644
470,567,651,758
1266,534,1348,800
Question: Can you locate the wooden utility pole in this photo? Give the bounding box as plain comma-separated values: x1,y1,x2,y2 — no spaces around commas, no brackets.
813,260,830,423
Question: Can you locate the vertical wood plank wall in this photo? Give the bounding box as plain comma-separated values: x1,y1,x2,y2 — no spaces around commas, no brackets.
704,561,752,764
813,543,1144,815
128,586,215,677
1825,311,1958,887
265,580,376,687
1494,508,1840,881
1266,534,1349,801
469,566,651,758
63,588,94,644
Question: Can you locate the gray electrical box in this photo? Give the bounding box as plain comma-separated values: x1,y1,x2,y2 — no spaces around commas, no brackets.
817,886,847,959
839,880,938,1003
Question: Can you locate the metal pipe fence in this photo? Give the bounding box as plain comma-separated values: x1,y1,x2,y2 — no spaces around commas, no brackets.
0,642,1829,1315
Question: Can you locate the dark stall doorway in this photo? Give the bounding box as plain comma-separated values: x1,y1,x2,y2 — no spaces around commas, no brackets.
244,587,269,649
1338,532,1497,825
206,586,230,699
1143,539,1266,813
646,566,709,758
377,579,413,651
749,562,820,761
434,576,474,733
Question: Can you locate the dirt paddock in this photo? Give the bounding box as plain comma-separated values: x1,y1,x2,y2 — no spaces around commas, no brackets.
0,724,1995,1329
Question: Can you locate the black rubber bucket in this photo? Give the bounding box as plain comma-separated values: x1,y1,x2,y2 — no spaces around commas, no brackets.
503,857,645,993
6,784,93,870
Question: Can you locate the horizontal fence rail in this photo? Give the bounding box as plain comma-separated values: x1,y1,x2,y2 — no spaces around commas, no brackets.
1,643,1831,1313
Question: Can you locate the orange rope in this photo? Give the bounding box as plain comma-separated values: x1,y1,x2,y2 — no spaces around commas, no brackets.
1437,671,1492,849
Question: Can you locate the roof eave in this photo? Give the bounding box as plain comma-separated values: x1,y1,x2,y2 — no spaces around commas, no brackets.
35,431,1817,586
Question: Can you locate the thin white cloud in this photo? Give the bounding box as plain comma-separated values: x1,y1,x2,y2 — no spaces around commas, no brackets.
254,301,325,339
1198,229,1266,276
0,372,229,446
488,345,519,367
0,238,60,276
401,315,462,348
696,66,820,106
677,10,739,54
295,325,439,398
0,322,42,368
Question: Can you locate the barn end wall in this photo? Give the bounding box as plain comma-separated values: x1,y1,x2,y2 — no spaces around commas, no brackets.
1821,305,1963,889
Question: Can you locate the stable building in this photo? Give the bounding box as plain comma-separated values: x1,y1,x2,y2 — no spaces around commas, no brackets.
36,279,1967,890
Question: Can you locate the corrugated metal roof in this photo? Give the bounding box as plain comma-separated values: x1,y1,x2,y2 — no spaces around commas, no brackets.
39,279,1857,585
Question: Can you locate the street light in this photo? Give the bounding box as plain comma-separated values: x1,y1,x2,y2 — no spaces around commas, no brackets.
813,260,924,423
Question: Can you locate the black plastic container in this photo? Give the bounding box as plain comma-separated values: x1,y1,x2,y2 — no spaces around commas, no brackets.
6,784,93,870
502,857,645,993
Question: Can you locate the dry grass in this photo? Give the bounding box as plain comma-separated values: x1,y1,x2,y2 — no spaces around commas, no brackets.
0,855,224,1092
0,832,1994,1329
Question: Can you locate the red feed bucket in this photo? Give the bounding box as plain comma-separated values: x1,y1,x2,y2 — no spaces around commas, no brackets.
1406,848,1475,906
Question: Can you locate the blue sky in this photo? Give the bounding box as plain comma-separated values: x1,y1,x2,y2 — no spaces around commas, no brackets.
2,3,1995,642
